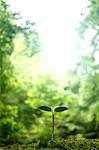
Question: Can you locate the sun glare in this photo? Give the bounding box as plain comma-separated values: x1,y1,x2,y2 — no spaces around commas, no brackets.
7,0,88,79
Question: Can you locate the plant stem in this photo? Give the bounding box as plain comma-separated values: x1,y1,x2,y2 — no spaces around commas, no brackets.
51,110,54,141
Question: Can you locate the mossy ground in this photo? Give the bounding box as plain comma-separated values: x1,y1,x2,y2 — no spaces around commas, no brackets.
0,139,99,150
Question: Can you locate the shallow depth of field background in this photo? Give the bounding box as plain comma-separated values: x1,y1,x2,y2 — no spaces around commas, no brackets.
0,0,99,146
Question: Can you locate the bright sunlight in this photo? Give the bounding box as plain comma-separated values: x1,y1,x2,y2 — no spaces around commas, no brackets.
7,0,88,79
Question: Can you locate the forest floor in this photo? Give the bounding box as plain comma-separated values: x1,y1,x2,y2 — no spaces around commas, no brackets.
0,139,99,150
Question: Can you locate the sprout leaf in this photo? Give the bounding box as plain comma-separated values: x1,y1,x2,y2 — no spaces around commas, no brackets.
55,106,68,112
39,106,51,112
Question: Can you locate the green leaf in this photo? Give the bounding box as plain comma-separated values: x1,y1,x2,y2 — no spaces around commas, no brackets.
39,106,51,112
55,106,68,112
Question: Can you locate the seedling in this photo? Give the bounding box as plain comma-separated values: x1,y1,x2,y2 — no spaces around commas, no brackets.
39,106,68,141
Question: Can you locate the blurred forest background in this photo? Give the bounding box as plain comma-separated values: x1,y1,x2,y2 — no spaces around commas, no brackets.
0,0,99,146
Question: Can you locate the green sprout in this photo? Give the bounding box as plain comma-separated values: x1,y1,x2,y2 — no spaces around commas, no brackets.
39,106,68,141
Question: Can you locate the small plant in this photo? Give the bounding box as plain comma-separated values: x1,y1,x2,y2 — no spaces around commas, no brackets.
39,106,68,141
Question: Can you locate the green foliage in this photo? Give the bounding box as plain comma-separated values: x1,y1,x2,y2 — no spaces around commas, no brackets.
0,102,26,146
23,22,42,57
0,0,42,146
65,0,99,139
26,75,66,109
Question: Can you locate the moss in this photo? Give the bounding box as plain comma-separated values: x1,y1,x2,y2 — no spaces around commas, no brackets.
0,139,99,150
